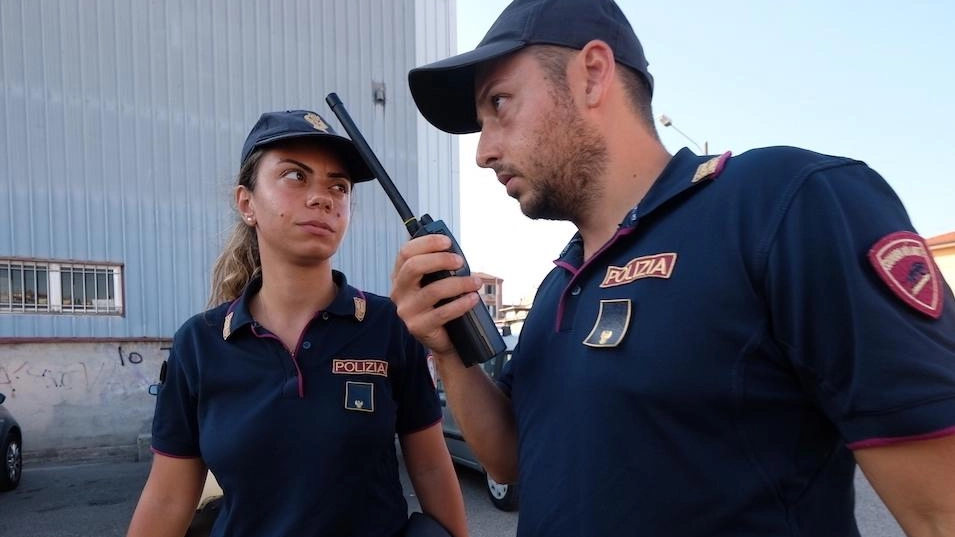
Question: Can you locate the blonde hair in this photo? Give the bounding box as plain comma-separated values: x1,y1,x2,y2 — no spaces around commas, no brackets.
208,150,264,306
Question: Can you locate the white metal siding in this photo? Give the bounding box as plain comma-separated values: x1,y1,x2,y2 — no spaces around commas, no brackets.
415,0,461,238
0,0,457,338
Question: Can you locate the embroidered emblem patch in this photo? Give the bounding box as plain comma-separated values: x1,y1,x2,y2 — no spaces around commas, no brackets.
583,299,633,348
601,253,677,288
353,297,366,322
691,151,732,183
304,112,329,132
868,231,943,319
222,311,234,340
344,381,374,412
332,359,389,377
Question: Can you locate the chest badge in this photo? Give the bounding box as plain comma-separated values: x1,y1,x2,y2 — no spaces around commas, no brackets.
344,381,375,412
583,299,632,348
601,253,677,288
332,359,389,377
868,231,943,319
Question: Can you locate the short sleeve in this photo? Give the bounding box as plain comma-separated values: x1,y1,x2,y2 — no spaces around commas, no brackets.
150,334,201,457
393,334,442,436
765,161,955,447
496,347,516,398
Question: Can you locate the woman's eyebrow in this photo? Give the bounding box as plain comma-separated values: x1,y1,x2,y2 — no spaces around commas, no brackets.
277,158,314,174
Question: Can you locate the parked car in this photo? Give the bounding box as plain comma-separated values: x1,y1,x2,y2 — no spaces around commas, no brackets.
0,392,23,491
436,333,519,511
185,474,223,537
148,363,223,537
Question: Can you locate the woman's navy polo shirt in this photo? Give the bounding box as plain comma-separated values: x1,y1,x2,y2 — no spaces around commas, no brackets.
499,147,955,537
151,271,441,537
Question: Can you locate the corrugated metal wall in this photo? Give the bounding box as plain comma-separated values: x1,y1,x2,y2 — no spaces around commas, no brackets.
0,0,458,338
414,0,461,247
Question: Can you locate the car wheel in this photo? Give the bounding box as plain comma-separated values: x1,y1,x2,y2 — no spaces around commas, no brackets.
0,433,22,491
485,471,518,511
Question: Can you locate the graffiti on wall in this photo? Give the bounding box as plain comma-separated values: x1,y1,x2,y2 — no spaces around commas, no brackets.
0,345,169,396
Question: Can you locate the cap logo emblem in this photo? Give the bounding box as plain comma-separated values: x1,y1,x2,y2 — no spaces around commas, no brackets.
601,253,677,288
303,113,329,132
868,231,943,319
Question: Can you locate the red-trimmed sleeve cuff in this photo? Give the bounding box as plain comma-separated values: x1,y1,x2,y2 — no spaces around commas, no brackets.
150,446,201,459
843,396,955,450
397,415,442,437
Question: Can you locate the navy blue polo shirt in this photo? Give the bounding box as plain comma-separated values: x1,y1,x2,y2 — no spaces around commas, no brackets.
499,147,955,537
152,271,441,537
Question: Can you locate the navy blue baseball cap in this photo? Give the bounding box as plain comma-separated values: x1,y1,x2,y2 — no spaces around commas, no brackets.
240,110,375,182
408,0,654,134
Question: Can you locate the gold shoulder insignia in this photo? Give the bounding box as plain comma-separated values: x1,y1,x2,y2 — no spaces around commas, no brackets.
691,151,732,183
304,113,329,132
354,297,366,322
223,311,234,340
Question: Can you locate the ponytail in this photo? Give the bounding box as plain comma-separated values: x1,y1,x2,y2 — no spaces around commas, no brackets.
208,150,264,306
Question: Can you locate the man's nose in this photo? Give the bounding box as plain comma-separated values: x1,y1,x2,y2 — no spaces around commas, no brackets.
476,128,499,169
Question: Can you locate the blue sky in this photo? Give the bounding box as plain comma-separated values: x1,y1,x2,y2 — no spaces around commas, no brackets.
455,0,955,302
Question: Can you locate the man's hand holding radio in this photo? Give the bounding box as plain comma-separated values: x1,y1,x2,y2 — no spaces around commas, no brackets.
391,233,484,359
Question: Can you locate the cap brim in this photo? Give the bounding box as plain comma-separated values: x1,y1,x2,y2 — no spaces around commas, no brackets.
409,40,525,134
256,132,376,183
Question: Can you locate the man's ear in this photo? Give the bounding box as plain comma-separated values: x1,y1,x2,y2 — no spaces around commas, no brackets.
578,39,616,107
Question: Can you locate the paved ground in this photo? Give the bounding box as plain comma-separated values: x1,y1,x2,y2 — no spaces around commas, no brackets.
0,456,517,537
0,456,901,536
0,459,147,537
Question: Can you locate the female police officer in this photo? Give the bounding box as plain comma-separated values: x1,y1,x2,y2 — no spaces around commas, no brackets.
127,110,467,537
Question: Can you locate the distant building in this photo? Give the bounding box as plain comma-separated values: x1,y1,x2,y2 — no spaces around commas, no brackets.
499,296,533,336
474,272,504,322
928,231,955,288
472,272,533,336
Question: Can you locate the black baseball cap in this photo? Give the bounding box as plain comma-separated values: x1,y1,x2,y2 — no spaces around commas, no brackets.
408,0,653,135
240,110,375,182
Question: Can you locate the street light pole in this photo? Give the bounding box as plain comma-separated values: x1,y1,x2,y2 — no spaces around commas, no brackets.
658,114,708,155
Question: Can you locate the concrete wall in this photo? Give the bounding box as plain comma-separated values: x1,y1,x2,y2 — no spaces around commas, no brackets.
0,340,168,462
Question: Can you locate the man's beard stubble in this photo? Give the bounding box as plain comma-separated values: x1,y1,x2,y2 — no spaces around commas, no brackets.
519,92,608,223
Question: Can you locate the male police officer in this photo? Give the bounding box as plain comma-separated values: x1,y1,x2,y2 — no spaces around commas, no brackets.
390,0,955,536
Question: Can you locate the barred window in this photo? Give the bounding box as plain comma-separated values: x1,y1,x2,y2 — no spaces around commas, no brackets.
0,259,123,315
0,261,49,311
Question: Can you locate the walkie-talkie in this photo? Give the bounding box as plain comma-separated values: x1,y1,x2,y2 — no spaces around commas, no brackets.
326,93,506,367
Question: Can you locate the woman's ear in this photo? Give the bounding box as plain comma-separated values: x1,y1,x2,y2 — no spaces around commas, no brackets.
236,185,255,226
